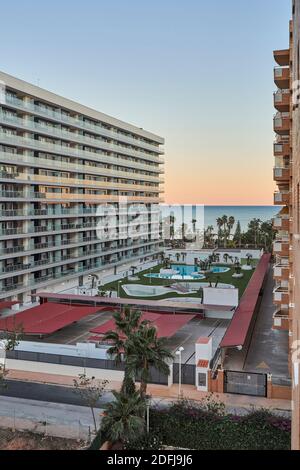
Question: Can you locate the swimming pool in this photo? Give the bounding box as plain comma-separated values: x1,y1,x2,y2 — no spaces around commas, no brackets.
122,284,194,297
144,272,206,281
210,266,230,274
171,264,230,275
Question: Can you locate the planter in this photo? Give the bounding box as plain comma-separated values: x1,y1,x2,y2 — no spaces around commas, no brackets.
241,265,252,271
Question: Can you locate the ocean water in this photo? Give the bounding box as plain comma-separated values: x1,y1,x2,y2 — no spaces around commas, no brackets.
203,206,279,232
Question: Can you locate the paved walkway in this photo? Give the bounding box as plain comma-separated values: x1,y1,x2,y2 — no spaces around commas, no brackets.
6,369,291,413
224,264,289,379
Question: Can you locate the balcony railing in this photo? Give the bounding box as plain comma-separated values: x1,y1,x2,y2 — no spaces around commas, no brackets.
2,95,164,155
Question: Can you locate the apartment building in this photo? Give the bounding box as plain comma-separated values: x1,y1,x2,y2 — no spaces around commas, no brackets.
273,0,300,450
0,71,164,304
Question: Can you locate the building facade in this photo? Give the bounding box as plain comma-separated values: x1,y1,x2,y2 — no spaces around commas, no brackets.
273,0,300,450
0,71,164,304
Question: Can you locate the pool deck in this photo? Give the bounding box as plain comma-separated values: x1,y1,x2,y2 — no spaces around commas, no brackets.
37,292,236,313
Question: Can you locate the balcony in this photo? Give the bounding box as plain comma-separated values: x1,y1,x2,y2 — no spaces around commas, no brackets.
274,67,290,89
273,90,290,112
273,239,289,256
273,286,289,305
273,113,290,135
273,141,290,156
273,215,290,230
273,309,289,330
273,166,290,182
273,264,290,280
274,49,290,66
274,191,290,205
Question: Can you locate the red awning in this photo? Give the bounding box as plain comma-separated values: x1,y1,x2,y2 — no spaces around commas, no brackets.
90,311,195,339
220,254,271,349
0,303,100,335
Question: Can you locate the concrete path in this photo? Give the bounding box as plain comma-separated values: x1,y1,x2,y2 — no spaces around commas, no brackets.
0,395,102,440
244,265,289,379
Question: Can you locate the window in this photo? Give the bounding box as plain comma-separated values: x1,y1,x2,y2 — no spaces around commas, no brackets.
198,373,207,388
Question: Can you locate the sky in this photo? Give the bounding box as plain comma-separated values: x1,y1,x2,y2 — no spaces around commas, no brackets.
0,0,291,205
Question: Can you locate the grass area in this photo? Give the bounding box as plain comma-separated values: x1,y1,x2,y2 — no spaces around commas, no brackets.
102,260,257,301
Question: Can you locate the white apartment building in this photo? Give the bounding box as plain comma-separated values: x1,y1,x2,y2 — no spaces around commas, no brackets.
0,71,164,303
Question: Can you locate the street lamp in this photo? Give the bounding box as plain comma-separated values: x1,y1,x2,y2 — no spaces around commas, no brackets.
117,280,122,298
149,266,153,284
145,394,151,434
175,346,184,397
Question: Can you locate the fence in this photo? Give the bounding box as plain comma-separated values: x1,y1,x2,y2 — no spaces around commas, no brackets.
6,349,169,385
224,370,267,397
173,363,195,385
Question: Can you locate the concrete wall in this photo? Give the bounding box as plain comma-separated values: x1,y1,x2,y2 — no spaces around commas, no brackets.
203,287,239,307
6,359,125,382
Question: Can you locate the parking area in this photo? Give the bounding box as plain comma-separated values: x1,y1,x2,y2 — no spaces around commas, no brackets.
6,307,229,366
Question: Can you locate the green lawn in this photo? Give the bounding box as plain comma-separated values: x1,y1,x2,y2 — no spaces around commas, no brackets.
102,260,257,301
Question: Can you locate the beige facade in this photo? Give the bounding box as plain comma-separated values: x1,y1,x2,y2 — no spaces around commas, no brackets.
0,71,164,303
273,0,300,450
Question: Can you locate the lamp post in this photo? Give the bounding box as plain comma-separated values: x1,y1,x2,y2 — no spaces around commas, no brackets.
117,280,122,298
145,394,151,434
149,267,153,284
175,347,184,397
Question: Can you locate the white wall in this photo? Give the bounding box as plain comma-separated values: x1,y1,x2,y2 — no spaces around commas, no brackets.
14,341,110,360
6,359,125,382
203,287,239,307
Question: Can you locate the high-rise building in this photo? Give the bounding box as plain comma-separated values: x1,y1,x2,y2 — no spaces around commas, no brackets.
0,71,164,304
273,0,300,450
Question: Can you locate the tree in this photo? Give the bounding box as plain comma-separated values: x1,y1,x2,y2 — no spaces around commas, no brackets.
127,324,173,398
0,327,23,388
246,253,253,266
226,216,235,243
131,266,138,276
233,221,242,247
221,215,228,247
101,389,146,445
73,373,108,433
216,217,224,247
103,307,146,396
175,253,180,262
223,253,229,264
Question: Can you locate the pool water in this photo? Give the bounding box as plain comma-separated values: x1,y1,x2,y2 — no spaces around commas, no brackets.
210,267,230,274
171,264,230,275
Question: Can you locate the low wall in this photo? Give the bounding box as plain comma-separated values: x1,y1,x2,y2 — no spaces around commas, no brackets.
6,359,125,382
267,381,292,400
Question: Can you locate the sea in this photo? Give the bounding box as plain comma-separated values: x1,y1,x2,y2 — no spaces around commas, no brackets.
203,206,279,232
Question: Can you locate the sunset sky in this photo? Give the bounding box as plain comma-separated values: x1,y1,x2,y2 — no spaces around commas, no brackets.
0,0,291,205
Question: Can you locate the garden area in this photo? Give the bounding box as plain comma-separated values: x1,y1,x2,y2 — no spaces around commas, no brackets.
88,307,291,451
123,398,291,451
101,255,258,301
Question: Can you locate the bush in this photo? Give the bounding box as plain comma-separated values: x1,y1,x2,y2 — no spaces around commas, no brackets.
147,401,291,450
124,432,163,450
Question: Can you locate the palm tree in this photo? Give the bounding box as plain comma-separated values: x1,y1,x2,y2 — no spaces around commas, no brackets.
103,308,149,395
216,217,223,247
175,253,180,262
101,389,146,445
223,253,229,264
127,324,173,398
221,215,228,247
226,216,235,243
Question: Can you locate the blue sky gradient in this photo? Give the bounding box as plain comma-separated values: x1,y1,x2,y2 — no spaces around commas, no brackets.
0,0,291,204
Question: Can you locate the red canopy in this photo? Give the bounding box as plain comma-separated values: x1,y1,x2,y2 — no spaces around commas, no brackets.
220,254,271,348
90,311,195,339
0,303,100,335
